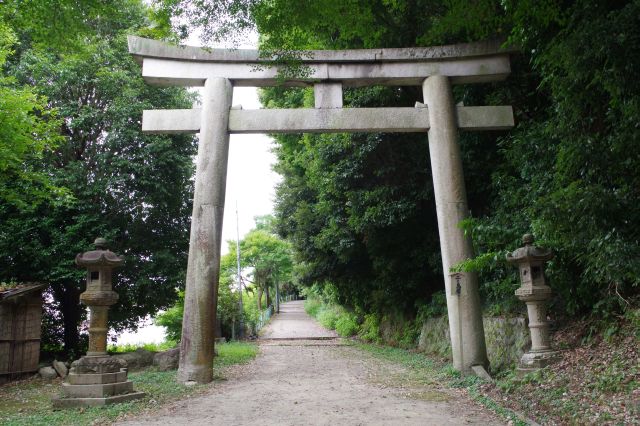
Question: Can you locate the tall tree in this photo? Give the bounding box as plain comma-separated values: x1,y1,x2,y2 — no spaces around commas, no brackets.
240,226,293,310
0,0,197,355
0,21,67,209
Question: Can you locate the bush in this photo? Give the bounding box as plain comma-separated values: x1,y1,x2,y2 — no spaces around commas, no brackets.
358,313,381,343
304,298,322,317
335,313,359,337
317,307,340,329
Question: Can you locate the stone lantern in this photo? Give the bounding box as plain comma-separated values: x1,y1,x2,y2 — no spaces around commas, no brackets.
507,234,560,371
52,238,144,409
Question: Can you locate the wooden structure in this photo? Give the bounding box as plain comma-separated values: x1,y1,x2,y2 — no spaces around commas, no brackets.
0,283,46,385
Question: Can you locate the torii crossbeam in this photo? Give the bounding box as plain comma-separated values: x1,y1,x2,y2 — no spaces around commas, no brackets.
128,36,514,384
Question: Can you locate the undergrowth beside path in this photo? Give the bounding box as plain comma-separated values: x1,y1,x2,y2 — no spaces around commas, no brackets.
0,342,258,426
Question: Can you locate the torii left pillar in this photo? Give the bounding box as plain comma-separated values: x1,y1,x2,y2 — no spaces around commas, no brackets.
178,77,233,384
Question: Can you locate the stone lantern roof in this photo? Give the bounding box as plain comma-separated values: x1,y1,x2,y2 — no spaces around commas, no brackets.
75,238,124,268
506,234,553,264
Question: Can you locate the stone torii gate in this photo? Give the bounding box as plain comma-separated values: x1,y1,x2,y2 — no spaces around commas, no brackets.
128,36,514,384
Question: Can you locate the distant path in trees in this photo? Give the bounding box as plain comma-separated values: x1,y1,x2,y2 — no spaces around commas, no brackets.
259,300,338,339
119,301,503,425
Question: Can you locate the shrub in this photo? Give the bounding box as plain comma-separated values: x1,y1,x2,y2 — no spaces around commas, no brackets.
358,313,381,343
317,307,339,329
335,313,359,337
304,298,322,317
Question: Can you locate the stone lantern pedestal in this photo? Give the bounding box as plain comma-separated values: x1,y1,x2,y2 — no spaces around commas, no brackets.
53,238,145,409
507,234,560,371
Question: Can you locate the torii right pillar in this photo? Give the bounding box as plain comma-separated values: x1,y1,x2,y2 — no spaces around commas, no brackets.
423,75,488,373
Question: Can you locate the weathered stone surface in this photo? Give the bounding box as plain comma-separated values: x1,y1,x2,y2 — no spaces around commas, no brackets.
67,370,127,385
52,360,68,379
153,348,180,371
423,75,487,373
471,365,493,381
112,349,155,370
418,315,530,372
128,36,513,87
508,235,560,371
128,35,514,64
314,83,343,108
142,106,514,135
39,366,58,380
177,77,232,385
73,355,126,374
132,36,515,382
139,55,511,88
62,380,133,398
52,391,145,409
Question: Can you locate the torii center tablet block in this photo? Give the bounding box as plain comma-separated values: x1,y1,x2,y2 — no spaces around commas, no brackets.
128,36,515,384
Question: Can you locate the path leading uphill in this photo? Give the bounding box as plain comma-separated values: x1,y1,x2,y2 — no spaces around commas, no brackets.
119,300,504,425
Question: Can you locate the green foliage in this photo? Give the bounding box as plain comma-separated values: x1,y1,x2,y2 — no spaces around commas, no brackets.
358,313,382,344
0,24,68,209
315,306,339,329
335,313,359,337
108,340,177,353
240,219,294,310
155,216,293,339
143,0,640,329
304,296,360,336
303,298,322,318
154,291,185,343
214,341,259,367
416,291,448,321
0,0,198,355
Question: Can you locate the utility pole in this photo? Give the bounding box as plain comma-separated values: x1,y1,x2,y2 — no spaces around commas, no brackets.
274,268,280,314
235,202,244,339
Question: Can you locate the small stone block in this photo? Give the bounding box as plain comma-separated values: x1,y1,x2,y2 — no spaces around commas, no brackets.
52,391,145,409
518,350,560,371
62,380,133,398
67,370,127,385
471,365,493,381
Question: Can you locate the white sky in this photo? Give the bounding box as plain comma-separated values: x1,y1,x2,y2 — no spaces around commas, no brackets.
223,90,280,254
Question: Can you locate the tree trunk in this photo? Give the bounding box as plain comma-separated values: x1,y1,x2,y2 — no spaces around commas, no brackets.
265,285,271,308
54,281,83,358
257,286,263,311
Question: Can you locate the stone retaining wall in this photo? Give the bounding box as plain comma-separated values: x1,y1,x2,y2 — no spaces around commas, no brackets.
418,316,530,372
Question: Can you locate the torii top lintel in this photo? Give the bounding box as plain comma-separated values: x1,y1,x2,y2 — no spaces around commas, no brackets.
127,36,514,87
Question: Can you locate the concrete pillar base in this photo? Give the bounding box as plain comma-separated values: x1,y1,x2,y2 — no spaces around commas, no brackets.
518,349,561,372
52,391,145,409
52,356,145,409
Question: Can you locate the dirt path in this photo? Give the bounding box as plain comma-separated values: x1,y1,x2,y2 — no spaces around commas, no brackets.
119,301,504,425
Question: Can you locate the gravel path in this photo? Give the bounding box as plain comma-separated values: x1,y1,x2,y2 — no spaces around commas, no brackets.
119,301,504,425
259,300,338,339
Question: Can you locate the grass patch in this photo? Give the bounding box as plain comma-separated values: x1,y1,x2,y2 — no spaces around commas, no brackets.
303,299,322,317
0,342,258,426
214,341,259,367
108,340,177,353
